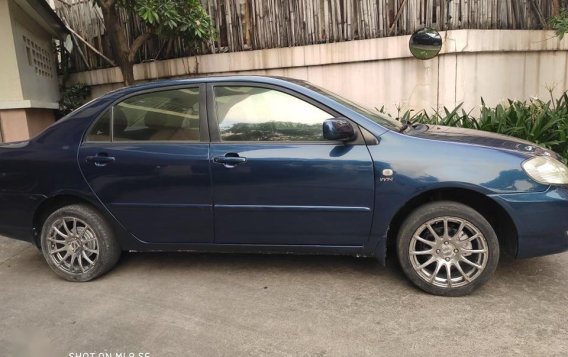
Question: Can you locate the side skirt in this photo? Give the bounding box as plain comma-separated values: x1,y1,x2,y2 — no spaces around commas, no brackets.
126,243,371,257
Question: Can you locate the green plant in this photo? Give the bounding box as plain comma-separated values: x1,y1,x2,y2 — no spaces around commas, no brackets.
549,10,568,39
127,0,214,41
381,91,568,162
94,0,215,85
57,83,92,118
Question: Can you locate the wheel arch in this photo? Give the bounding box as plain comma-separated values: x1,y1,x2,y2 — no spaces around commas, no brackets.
386,187,518,259
32,193,104,248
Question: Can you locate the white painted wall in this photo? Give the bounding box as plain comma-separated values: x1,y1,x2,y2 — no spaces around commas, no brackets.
0,0,59,110
0,0,24,104
69,30,568,115
10,1,59,108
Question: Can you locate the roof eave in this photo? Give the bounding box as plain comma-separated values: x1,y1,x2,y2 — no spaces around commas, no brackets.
14,0,68,37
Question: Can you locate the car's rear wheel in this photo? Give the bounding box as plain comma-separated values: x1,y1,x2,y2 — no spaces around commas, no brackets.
40,204,121,281
397,201,499,296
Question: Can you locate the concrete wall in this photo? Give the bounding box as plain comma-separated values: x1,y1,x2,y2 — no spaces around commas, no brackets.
10,0,59,108
0,108,54,142
0,0,25,104
0,0,59,110
0,0,60,142
70,29,568,115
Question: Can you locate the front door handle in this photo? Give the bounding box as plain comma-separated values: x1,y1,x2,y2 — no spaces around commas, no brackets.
213,153,247,168
85,154,116,167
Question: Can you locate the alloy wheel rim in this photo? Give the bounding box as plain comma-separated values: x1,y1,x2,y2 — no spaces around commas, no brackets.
409,216,488,288
47,217,99,274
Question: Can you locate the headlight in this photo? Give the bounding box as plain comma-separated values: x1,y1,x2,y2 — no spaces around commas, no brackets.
522,156,568,185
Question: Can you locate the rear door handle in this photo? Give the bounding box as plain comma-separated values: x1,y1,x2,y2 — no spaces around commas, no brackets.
85,154,115,167
213,154,247,168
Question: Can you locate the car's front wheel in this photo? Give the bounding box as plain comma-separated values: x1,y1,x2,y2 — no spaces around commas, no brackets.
397,201,499,296
40,204,121,281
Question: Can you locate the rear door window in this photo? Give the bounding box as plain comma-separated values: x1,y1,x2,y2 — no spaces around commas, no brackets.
84,87,201,142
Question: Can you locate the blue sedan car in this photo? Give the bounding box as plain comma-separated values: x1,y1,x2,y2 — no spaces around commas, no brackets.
1,76,567,296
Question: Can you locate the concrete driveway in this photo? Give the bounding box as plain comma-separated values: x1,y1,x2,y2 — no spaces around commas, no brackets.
0,235,566,357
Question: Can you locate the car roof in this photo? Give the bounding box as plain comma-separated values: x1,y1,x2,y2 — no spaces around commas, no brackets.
105,75,308,98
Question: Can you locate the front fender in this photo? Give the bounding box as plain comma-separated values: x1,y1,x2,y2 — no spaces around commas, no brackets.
365,130,546,263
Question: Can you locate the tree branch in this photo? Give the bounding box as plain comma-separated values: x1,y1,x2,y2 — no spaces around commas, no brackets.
128,33,153,63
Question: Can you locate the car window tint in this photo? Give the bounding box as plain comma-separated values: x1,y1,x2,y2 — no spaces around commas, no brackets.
214,86,333,142
113,88,200,142
86,110,111,142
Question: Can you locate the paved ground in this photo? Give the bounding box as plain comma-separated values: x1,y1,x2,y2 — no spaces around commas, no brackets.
0,235,567,357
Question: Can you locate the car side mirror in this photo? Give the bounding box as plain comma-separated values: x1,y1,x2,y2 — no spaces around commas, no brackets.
323,118,356,142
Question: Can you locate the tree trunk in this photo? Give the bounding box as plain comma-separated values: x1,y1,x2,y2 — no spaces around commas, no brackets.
552,0,560,16
100,3,134,85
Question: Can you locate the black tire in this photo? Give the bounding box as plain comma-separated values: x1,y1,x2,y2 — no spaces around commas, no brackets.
397,201,499,296
40,204,121,282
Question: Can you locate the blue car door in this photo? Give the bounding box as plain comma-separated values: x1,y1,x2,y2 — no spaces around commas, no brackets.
208,83,375,246
78,85,214,244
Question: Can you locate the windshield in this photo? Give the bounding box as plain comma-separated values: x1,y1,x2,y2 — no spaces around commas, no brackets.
301,82,403,131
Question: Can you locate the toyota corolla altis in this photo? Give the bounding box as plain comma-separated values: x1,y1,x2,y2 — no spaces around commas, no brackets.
0,76,567,296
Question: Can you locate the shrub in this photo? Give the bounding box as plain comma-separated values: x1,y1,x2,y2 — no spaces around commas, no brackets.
549,10,568,40
57,83,92,119
382,92,568,161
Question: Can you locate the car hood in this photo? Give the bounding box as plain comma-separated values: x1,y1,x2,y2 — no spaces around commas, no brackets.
411,125,556,157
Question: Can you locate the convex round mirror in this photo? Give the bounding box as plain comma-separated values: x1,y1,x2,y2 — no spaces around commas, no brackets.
409,27,442,60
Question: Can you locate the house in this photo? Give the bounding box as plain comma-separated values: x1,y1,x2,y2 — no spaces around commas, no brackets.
0,0,66,142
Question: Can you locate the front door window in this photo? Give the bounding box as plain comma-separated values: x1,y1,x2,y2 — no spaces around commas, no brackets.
214,86,333,142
